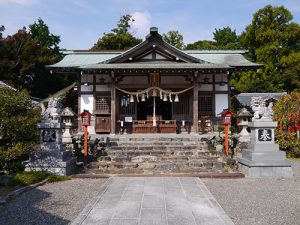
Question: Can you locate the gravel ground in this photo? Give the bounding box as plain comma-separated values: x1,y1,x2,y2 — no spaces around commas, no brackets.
204,160,300,225
0,178,107,225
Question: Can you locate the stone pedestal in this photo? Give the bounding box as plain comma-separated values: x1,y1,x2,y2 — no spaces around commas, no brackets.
25,122,77,176
237,121,293,178
238,120,250,143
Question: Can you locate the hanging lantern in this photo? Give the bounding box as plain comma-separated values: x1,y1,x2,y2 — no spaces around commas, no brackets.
174,94,179,102
160,90,163,99
152,89,157,97
141,93,146,102
146,90,149,99
169,94,172,102
136,94,139,102
163,93,168,102
130,95,134,103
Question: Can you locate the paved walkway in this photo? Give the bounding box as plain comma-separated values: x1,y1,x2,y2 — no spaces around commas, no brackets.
72,177,234,225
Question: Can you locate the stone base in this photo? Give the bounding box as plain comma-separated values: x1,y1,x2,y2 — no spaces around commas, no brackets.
239,163,293,178
238,158,293,178
24,157,77,176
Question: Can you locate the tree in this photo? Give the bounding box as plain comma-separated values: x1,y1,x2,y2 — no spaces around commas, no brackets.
232,5,300,92
0,88,41,170
273,92,300,157
213,26,240,49
185,40,218,50
240,5,300,65
0,25,4,40
163,30,184,49
92,14,142,50
29,18,60,53
0,21,74,98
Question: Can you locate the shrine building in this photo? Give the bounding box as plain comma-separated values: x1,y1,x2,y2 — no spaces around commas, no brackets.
49,27,260,134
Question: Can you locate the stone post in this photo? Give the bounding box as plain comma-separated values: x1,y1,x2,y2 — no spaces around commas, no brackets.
24,98,77,176
237,98,293,178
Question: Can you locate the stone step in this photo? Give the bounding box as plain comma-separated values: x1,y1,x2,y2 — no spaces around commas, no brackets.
109,145,203,151
107,150,213,159
109,141,206,146
109,137,196,142
87,163,225,175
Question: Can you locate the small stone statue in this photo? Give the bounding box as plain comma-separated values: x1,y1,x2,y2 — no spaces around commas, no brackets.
250,97,273,121
42,97,62,122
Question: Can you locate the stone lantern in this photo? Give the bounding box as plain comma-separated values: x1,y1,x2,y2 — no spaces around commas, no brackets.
237,108,252,143
61,107,76,144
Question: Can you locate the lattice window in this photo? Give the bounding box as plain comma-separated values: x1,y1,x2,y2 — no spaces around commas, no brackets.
173,95,189,115
198,95,213,116
95,96,111,113
119,95,136,115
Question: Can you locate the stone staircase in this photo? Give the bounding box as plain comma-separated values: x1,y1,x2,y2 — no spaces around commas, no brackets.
83,134,228,176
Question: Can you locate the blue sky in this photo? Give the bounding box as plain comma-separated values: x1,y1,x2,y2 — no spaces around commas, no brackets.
1,0,300,49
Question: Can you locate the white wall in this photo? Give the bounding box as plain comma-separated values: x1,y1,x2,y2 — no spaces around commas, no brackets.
81,85,93,92
161,76,189,84
96,84,110,91
80,95,94,113
215,94,228,116
215,84,228,91
199,84,213,91
121,76,148,84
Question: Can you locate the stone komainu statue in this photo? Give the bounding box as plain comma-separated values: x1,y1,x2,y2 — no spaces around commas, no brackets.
42,97,62,122
250,97,273,121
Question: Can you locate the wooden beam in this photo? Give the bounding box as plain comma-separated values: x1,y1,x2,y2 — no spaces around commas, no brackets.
193,83,199,133
111,85,116,134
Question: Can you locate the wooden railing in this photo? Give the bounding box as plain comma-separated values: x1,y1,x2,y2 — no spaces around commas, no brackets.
132,120,177,133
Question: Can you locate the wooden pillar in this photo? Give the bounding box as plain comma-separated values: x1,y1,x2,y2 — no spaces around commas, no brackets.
78,72,82,132
193,83,199,133
111,85,116,134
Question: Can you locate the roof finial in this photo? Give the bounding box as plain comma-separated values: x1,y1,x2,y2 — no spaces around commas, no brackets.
150,27,158,35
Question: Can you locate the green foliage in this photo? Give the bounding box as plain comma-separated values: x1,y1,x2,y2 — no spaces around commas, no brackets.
6,161,25,173
11,171,48,186
0,88,41,170
217,125,225,133
92,14,142,50
0,20,75,98
213,26,240,49
29,18,60,53
0,25,4,40
92,33,142,50
186,26,240,50
273,92,300,123
232,5,300,93
275,131,300,158
163,30,184,49
185,40,218,50
47,174,71,183
230,71,276,92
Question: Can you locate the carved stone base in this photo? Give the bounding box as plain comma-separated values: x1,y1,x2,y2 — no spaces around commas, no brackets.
238,160,293,178
237,120,293,178
25,157,77,176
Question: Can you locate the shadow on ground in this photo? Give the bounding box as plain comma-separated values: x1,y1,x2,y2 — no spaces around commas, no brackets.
0,188,70,225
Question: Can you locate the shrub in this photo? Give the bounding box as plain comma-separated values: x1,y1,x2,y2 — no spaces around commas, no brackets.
47,174,71,183
275,130,300,158
11,171,48,186
0,88,41,171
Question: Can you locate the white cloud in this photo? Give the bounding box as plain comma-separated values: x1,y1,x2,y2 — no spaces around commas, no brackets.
131,11,151,37
0,0,40,5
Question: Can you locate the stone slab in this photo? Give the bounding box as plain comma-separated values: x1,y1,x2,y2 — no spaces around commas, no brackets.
71,177,234,225
239,163,293,178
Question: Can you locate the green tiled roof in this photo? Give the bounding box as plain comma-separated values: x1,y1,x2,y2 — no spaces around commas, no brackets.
80,62,230,70
49,50,260,69
49,51,121,68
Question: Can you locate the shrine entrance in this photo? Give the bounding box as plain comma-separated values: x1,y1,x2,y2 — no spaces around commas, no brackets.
137,97,172,120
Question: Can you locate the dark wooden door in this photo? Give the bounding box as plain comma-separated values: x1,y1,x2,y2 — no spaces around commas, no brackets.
95,116,111,133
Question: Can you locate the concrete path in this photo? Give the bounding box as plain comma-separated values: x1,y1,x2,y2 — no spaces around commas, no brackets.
72,177,234,225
